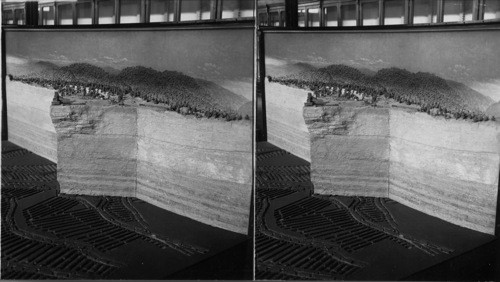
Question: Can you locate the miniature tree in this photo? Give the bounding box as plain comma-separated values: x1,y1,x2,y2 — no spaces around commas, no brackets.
304,93,314,106
51,91,62,105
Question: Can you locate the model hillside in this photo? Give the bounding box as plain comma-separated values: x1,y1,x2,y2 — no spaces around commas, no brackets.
10,63,250,121
269,64,495,122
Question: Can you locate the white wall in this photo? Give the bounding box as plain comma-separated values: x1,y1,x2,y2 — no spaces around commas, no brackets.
7,80,57,162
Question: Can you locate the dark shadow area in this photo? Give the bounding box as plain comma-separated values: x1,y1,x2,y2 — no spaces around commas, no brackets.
404,238,499,280
166,239,253,280
403,168,500,281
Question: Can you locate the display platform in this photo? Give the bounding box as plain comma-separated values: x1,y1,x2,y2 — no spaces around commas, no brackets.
256,141,497,280
1,141,249,280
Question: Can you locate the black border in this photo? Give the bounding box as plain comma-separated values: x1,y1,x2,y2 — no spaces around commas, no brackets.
2,19,254,31
258,19,500,32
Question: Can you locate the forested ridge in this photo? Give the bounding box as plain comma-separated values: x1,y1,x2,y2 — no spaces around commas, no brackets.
11,63,250,122
270,64,495,122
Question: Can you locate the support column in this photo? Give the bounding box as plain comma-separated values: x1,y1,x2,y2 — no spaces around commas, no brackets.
472,0,480,21
257,30,267,141
25,1,39,26
478,0,485,20
356,0,361,26
174,0,180,22
72,2,77,25
114,0,120,24
141,0,147,23
210,0,217,20
92,0,97,24
54,4,59,25
285,0,298,28
1,28,7,141
379,0,384,25
437,0,444,22
405,0,413,24
319,0,324,26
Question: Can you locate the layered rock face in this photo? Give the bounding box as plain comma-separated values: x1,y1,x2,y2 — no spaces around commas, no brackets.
304,103,500,235
265,79,311,161
51,104,138,197
50,103,252,234
304,104,390,197
389,110,500,234
136,107,252,234
6,80,57,162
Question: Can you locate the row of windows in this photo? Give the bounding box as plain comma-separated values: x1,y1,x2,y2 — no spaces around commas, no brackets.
2,0,254,25
259,0,500,27
3,7,25,25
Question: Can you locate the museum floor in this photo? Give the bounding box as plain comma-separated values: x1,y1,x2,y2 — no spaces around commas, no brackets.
0,141,251,280
256,141,499,280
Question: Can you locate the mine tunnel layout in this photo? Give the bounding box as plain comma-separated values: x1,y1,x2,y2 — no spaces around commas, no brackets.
1,141,247,280
255,142,495,280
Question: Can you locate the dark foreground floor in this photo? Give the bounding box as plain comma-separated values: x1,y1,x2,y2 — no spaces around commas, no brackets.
1,141,251,280
255,141,498,280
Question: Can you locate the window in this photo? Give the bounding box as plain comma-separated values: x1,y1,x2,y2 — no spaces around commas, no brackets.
221,0,237,19
362,1,379,26
14,8,24,25
258,12,267,26
180,0,198,21
384,0,404,25
307,8,320,27
57,4,73,25
221,0,253,19
341,4,357,26
280,10,286,26
483,0,500,20
239,0,254,18
413,0,437,24
97,0,115,24
269,11,280,26
463,0,474,21
324,5,338,27
3,10,14,24
443,0,473,22
180,0,211,21
120,0,141,23
41,6,55,25
76,1,92,24
150,0,174,22
200,0,212,20
298,8,305,27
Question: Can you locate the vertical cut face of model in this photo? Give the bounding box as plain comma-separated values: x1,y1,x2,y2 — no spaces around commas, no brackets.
264,30,500,235
5,28,253,234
